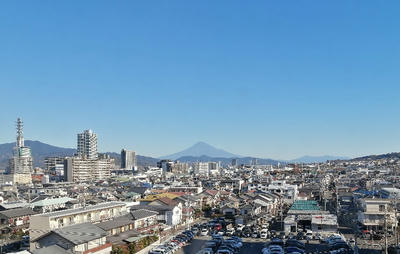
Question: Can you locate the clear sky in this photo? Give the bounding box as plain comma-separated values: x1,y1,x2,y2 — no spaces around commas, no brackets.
1,1,399,160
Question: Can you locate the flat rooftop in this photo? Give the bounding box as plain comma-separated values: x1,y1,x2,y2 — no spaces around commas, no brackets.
289,200,320,211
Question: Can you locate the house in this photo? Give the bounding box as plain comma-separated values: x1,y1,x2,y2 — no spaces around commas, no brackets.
131,209,158,230
0,202,29,211
32,223,111,254
95,208,158,246
149,197,178,207
221,205,237,218
0,207,36,234
130,204,182,226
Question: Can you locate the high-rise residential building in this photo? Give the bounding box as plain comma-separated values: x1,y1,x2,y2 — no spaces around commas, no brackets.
65,129,114,182
121,149,137,170
77,129,98,159
9,118,33,185
231,158,238,167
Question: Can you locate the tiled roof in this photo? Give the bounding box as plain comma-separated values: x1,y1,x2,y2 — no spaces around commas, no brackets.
52,223,107,245
0,208,36,218
31,245,73,254
155,197,178,206
130,209,158,220
96,214,135,231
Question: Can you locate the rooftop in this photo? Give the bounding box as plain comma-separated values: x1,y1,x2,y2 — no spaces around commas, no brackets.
32,202,126,218
52,223,107,245
31,197,76,207
0,208,36,218
289,200,320,211
31,245,73,254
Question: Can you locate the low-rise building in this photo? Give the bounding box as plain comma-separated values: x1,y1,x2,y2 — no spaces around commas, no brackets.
30,202,127,241
32,223,111,254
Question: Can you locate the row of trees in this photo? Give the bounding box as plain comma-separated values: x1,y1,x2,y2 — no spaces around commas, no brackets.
111,235,159,254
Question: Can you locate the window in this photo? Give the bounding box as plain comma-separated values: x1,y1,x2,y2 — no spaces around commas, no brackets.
379,205,386,212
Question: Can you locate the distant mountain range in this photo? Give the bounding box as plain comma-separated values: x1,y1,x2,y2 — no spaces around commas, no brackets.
175,155,281,166
350,152,400,161
160,141,348,164
0,140,352,170
0,140,158,169
160,142,239,160
289,155,350,163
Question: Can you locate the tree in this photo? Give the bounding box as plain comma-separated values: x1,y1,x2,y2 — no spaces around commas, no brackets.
128,242,136,254
111,246,124,254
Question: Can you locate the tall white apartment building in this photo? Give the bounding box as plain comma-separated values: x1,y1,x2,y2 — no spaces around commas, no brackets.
77,129,98,159
65,130,114,182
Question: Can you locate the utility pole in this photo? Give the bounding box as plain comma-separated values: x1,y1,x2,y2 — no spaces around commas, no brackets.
385,207,388,254
394,194,399,246
336,182,339,216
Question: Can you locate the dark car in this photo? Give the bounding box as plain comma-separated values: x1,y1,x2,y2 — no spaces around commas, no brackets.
285,239,305,249
296,232,304,240
269,238,284,246
285,247,305,254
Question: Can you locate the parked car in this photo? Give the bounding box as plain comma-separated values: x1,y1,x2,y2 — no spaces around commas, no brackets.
296,232,304,240
192,227,199,235
226,228,235,236
260,230,269,239
201,228,209,236
305,230,313,240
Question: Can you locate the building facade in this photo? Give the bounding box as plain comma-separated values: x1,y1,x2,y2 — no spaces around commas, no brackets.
9,118,33,185
77,129,98,160
121,149,137,171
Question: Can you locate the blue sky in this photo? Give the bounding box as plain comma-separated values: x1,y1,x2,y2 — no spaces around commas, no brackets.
0,1,399,160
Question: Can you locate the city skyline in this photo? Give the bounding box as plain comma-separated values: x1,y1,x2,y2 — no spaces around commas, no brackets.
1,1,400,159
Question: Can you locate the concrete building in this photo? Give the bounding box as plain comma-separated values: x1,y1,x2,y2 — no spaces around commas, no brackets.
30,202,127,241
9,118,33,185
267,180,298,204
357,198,397,232
121,149,137,171
193,162,210,176
44,157,65,180
77,129,98,160
65,130,114,182
65,157,114,182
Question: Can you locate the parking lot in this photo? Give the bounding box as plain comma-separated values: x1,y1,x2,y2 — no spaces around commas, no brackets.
176,235,338,254
153,215,389,254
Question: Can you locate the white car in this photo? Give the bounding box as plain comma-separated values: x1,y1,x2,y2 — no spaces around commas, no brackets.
260,230,268,239
201,228,209,236
305,230,313,240
236,224,245,231
226,228,235,236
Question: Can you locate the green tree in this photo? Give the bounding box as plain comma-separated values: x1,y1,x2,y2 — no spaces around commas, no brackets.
128,242,136,254
111,246,124,254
